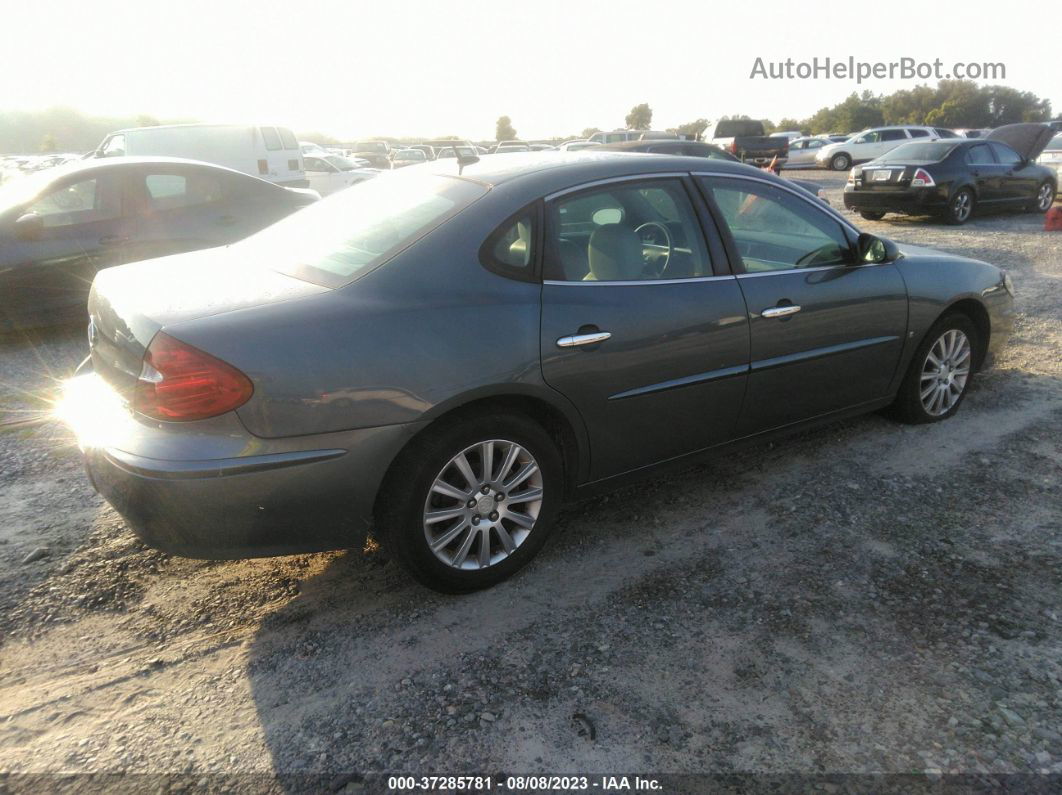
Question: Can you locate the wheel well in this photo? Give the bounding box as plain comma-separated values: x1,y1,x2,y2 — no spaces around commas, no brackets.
372,395,583,528
945,298,990,369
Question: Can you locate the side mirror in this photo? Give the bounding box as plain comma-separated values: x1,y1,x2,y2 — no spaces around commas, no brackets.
857,232,899,264
14,212,44,241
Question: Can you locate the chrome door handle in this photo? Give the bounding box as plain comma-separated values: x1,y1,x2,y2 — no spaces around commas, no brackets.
556,331,611,348
761,305,801,319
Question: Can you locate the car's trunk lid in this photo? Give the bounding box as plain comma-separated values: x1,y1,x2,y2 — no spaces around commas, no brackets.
89,247,327,399
986,123,1054,161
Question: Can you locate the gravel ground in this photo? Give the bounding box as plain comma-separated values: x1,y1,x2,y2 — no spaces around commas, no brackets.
1,174,1060,791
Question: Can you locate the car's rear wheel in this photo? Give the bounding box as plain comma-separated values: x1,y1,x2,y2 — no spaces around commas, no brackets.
859,210,886,221
1031,181,1055,212
890,313,978,424
830,153,851,171
945,188,974,225
376,413,563,593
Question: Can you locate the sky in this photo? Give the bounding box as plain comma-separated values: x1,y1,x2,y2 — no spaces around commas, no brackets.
2,0,1058,141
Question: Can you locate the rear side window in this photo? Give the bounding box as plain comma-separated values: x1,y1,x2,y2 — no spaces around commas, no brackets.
881,130,907,141
261,127,282,151
240,173,487,288
908,129,929,138
143,171,224,210
990,142,1022,166
482,209,537,280
965,145,996,165
278,127,298,150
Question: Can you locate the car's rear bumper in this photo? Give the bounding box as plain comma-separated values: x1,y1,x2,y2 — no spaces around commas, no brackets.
65,374,422,559
843,187,948,213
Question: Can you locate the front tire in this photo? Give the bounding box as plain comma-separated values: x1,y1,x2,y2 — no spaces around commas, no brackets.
890,313,979,424
945,188,975,225
1030,181,1055,213
859,210,886,221
375,413,564,593
830,153,851,171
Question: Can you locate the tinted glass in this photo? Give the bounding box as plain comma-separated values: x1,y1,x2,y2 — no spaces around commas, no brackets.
990,142,1022,166
907,129,929,138
27,176,120,228
878,142,957,162
714,120,763,138
1048,134,1062,150
239,173,486,288
701,177,850,272
546,180,710,282
143,171,224,210
880,130,907,141
935,128,959,138
261,127,282,151
965,145,996,165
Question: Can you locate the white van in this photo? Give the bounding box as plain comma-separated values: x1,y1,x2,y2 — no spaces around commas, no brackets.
95,124,307,187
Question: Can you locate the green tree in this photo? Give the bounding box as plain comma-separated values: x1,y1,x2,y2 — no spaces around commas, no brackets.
39,133,58,152
670,118,708,139
625,103,652,130
581,127,601,139
495,116,517,142
776,118,803,133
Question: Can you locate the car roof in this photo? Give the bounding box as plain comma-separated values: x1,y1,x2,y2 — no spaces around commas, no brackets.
426,150,774,193
596,140,710,151
23,155,268,180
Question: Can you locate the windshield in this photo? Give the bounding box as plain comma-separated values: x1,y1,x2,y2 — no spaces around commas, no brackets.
355,142,387,153
395,150,426,160
237,173,486,288
435,146,474,158
1047,134,1062,151
0,162,85,211
877,142,958,163
324,154,360,171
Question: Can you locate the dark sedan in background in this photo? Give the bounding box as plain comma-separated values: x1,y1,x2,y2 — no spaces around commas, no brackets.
64,152,1014,593
844,123,1057,225
0,157,318,332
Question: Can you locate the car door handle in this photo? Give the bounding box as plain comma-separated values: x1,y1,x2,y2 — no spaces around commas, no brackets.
99,235,129,247
762,304,802,318
556,331,611,348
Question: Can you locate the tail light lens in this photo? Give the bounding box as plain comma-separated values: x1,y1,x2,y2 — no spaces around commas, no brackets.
134,333,253,422
911,168,936,187
729,141,738,154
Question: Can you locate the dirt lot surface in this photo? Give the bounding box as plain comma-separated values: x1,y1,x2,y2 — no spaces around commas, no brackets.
1,174,1060,791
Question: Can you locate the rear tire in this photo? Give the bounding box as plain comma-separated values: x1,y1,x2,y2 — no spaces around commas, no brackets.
375,413,564,593
859,210,886,221
830,153,851,171
890,313,979,424
945,188,975,225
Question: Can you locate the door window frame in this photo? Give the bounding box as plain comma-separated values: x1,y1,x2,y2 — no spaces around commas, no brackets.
693,171,863,277
479,200,544,283
540,174,729,285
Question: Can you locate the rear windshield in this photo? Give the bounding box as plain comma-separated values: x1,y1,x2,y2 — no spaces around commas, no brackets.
356,142,387,153
714,120,764,138
877,142,958,163
1048,134,1062,150
238,173,486,288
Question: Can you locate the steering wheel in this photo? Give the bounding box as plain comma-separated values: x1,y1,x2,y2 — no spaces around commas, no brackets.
634,221,673,276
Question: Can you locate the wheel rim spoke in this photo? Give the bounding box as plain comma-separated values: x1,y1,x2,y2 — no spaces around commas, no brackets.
423,438,544,571
920,328,971,417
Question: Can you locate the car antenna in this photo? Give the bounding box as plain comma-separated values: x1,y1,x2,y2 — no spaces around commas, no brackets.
456,146,479,174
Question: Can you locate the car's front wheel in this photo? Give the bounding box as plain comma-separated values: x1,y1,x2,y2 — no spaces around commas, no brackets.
830,153,851,171
1031,181,1056,213
376,413,563,592
859,210,886,221
890,313,979,424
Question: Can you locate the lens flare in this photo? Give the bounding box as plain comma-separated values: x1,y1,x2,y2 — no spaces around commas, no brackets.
54,374,130,450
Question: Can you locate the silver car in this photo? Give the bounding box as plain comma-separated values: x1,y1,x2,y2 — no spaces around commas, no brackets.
784,137,831,168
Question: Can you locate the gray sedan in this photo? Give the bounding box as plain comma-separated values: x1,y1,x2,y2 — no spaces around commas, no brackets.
65,152,1014,592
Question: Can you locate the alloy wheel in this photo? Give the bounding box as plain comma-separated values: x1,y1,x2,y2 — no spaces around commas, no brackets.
1037,183,1054,211
951,191,972,223
920,329,972,417
422,439,544,570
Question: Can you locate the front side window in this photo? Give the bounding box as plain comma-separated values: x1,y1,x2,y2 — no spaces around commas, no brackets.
304,156,332,173
100,134,126,157
261,127,282,151
990,142,1023,166
26,176,121,228
545,179,710,282
700,177,851,272
239,173,487,288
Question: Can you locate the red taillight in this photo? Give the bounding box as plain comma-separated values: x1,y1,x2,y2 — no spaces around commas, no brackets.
134,333,253,422
911,168,936,187
729,141,738,154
